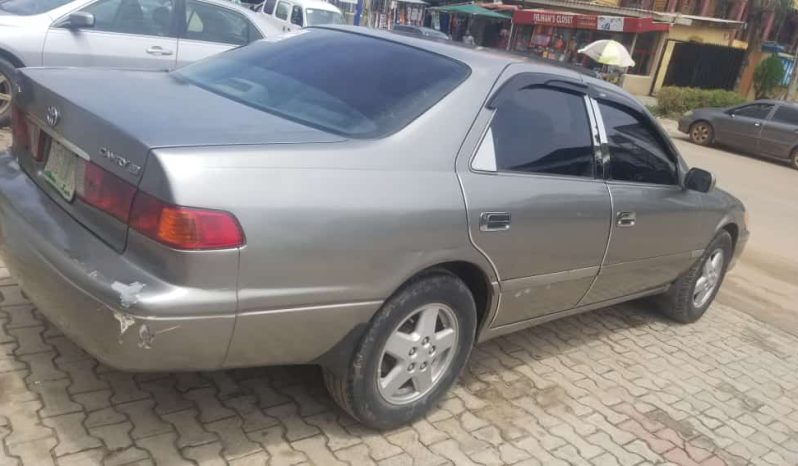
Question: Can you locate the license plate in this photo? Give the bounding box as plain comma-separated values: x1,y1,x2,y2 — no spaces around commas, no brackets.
42,140,78,201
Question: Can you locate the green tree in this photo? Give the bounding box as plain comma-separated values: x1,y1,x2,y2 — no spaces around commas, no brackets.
753,54,786,98
737,0,793,91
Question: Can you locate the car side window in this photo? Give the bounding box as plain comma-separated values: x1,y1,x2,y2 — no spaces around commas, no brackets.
598,101,678,186
274,1,289,20
262,0,275,14
732,103,773,119
772,105,798,125
184,0,250,45
81,0,175,36
488,86,594,177
290,5,302,25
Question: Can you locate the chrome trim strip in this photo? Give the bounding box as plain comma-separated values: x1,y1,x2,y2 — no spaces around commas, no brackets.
26,114,91,161
237,300,383,317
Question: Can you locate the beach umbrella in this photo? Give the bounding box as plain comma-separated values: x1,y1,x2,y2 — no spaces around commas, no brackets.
578,40,635,68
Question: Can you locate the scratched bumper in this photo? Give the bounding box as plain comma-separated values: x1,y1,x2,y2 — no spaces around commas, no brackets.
0,155,234,371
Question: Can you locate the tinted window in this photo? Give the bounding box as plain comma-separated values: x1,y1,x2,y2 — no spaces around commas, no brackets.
185,0,249,45
290,4,302,25
491,87,594,177
176,29,469,138
732,103,773,119
772,105,798,125
599,102,677,185
274,1,288,19
83,0,175,36
0,0,73,15
262,0,275,13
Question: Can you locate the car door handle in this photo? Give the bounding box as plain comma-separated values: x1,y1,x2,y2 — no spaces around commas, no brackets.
616,211,636,227
754,122,762,127
480,212,511,231
146,46,173,56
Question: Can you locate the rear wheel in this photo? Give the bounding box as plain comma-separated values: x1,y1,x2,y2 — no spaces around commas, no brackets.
0,57,15,127
324,271,476,429
653,231,732,323
689,121,713,146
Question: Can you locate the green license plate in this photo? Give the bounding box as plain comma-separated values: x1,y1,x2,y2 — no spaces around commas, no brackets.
42,140,78,202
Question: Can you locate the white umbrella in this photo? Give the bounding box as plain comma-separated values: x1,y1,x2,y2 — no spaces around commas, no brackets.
578,40,635,68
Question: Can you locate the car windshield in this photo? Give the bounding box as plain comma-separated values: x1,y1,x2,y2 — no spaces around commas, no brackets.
305,8,342,25
175,29,470,138
0,0,73,15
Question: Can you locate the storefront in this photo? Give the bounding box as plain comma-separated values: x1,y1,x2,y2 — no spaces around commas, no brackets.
365,0,427,29
509,9,669,77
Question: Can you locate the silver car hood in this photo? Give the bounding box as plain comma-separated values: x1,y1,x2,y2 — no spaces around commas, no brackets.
20,67,346,149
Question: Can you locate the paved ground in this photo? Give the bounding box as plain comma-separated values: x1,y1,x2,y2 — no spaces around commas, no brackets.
1,127,798,466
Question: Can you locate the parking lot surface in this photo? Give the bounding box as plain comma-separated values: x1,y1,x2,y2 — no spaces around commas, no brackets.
1,127,798,465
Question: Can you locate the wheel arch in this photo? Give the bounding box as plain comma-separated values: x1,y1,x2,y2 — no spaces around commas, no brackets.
0,48,25,68
721,222,739,252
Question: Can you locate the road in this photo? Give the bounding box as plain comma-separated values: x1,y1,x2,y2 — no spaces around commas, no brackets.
660,119,798,337
1,126,798,465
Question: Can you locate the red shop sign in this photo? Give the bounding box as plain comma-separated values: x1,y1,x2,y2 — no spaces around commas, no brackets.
513,9,599,30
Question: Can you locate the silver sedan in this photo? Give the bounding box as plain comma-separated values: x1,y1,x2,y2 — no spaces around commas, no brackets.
0,0,274,125
2,26,748,428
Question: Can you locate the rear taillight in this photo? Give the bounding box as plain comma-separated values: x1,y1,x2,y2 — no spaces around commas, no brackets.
10,105,29,152
129,191,244,250
76,160,137,222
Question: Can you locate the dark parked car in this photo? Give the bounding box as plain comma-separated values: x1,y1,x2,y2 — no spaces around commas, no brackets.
679,100,798,170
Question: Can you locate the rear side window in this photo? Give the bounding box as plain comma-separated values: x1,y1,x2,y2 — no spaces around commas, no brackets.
262,0,275,14
490,87,594,177
176,29,470,138
274,1,288,19
772,105,798,125
185,0,250,45
599,101,677,185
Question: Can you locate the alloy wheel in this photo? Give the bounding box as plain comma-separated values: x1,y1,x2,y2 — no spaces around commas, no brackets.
377,303,459,405
690,123,711,145
0,71,10,117
693,249,724,308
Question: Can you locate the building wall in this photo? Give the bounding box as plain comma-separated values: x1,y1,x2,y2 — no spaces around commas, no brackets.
622,74,655,94
649,23,741,95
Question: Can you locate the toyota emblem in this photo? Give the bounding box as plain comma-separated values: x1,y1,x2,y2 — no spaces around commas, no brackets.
45,106,60,127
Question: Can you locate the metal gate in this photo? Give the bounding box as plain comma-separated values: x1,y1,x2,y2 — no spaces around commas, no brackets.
662,41,744,90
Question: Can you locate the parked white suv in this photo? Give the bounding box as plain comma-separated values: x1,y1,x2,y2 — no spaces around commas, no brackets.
253,0,343,34
0,0,273,125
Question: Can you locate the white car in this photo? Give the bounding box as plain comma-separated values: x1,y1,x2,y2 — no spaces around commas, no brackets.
0,0,274,125
253,0,343,35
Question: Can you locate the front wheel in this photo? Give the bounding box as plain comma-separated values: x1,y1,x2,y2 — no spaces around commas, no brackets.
324,272,476,429
654,231,732,323
0,57,16,127
689,121,714,146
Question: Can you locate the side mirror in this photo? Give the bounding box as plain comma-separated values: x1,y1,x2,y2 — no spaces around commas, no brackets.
64,11,95,29
684,167,715,193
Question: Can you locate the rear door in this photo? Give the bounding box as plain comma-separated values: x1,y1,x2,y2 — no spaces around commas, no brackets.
458,72,612,328
715,103,773,152
757,104,798,159
176,0,260,66
43,0,178,70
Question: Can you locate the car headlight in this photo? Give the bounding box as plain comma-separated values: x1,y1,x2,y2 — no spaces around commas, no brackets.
683,110,693,117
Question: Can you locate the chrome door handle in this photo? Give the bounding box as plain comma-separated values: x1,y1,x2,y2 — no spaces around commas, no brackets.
480,212,511,231
146,46,173,56
617,211,636,227
754,122,762,127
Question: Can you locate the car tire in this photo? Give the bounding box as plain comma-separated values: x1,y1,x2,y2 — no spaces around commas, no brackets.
790,148,798,170
653,231,733,324
324,271,476,429
0,56,16,127
688,121,713,146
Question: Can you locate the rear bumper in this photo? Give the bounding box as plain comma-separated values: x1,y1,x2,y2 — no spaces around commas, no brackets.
0,154,234,371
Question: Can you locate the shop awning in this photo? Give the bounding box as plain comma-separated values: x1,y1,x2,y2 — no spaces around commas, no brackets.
430,4,511,19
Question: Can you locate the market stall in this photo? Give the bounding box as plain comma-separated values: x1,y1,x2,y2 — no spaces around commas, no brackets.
427,3,511,46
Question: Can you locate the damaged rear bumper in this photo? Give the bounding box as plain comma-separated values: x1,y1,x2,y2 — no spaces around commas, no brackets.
0,155,234,371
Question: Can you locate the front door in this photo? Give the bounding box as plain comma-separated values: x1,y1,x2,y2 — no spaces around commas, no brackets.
715,103,773,152
43,0,178,70
581,97,709,304
758,104,798,159
458,74,612,327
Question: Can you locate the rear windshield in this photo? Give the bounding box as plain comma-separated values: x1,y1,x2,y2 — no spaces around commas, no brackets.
305,8,343,26
175,29,470,138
